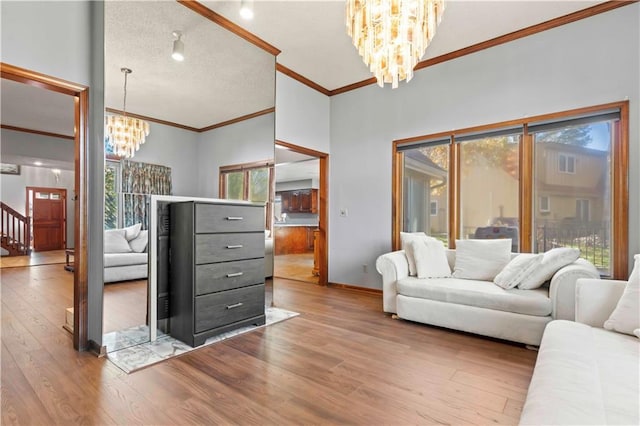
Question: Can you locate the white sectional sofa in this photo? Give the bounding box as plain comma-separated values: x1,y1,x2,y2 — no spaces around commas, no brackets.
520,278,639,425
376,248,599,346
104,224,148,283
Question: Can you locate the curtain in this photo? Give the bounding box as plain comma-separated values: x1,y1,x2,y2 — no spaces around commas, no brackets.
121,160,172,229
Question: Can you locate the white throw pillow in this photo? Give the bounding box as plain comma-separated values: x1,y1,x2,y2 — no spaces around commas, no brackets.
517,247,580,290
104,229,132,253
604,254,640,336
634,329,640,339
122,223,142,241
494,253,544,289
400,232,432,276
129,230,148,253
452,239,512,281
411,238,451,279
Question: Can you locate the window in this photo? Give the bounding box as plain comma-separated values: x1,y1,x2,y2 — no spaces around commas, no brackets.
539,196,550,212
104,160,121,229
558,153,576,173
393,102,629,278
399,142,449,245
220,160,274,229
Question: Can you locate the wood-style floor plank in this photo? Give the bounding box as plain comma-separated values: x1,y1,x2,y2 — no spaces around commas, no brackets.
1,265,537,425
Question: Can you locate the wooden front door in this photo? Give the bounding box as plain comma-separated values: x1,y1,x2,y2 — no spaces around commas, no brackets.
27,187,66,252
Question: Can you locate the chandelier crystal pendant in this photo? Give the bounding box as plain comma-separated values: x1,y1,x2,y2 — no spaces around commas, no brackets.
105,68,150,158
346,0,445,89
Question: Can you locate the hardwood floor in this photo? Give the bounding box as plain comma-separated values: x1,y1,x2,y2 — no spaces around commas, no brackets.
0,249,68,268
1,265,537,425
274,252,319,284
103,280,147,334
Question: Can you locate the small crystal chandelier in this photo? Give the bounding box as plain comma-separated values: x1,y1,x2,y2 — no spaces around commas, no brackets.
105,68,150,158
346,0,445,89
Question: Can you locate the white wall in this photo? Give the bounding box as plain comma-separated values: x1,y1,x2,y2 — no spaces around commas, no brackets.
1,1,91,86
125,121,199,197
329,5,640,288
196,112,275,198
275,73,330,154
1,165,75,248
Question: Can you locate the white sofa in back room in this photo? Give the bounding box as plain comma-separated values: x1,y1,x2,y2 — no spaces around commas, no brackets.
520,256,640,425
376,236,600,346
104,224,148,283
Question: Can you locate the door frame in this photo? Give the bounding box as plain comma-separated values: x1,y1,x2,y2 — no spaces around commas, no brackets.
2,63,89,351
26,186,67,251
275,140,329,285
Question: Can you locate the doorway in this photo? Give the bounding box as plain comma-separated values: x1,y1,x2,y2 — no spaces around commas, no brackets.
1,63,89,350
26,186,67,251
274,140,328,286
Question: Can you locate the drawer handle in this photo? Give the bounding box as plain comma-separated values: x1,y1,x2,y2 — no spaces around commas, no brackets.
226,272,244,278
226,245,243,249
226,302,244,310
226,216,244,221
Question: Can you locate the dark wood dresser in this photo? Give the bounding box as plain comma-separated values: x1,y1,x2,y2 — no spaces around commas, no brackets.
169,201,265,347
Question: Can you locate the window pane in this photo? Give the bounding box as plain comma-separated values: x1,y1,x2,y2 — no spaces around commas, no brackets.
104,164,118,229
225,172,244,200
459,135,520,252
248,168,268,203
533,121,612,275
402,144,449,245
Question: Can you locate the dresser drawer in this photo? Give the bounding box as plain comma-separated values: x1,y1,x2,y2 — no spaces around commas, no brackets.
195,233,264,264
195,204,264,234
195,258,264,296
194,284,265,333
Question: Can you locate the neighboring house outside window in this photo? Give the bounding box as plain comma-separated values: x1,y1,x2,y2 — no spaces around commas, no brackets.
576,199,590,222
430,200,438,216
539,196,550,213
558,153,576,173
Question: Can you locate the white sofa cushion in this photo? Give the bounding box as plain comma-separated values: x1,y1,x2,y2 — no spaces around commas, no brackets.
521,320,639,425
494,253,543,289
518,247,580,290
604,254,640,336
104,229,132,254
104,252,148,268
400,232,432,276
396,277,551,316
129,230,148,253
452,239,511,281
411,239,451,279
123,223,142,241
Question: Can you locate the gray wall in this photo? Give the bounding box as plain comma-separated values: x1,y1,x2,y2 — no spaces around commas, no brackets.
126,121,200,196
275,73,330,154
329,5,640,288
197,112,275,198
1,129,75,164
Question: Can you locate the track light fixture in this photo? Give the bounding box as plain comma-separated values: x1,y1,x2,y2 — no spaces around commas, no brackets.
240,0,254,20
172,31,184,62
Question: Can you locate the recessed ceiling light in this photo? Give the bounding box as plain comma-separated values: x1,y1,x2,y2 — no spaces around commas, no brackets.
34,161,43,166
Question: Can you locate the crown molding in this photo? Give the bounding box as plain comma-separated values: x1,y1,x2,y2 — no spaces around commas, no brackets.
177,0,281,56
330,0,636,96
105,107,275,133
276,64,331,96
0,124,75,140
199,107,275,132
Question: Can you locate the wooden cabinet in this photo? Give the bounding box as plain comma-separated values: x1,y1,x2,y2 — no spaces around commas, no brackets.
312,229,320,276
279,189,318,214
274,226,317,255
169,201,265,347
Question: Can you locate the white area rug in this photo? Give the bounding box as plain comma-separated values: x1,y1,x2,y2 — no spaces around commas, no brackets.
107,306,299,373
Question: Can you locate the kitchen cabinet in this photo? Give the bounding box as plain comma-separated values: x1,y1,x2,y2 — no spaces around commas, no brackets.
274,225,317,255
279,189,318,214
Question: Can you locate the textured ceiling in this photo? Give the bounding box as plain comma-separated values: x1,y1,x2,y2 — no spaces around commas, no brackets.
105,0,275,129
205,0,602,91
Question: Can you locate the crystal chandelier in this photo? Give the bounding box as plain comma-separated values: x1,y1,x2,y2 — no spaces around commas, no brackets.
105,68,150,158
346,0,445,88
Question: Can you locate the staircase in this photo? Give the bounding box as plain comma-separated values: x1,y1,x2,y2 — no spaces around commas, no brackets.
1,202,31,256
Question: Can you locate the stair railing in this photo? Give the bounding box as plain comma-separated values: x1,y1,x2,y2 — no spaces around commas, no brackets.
0,202,31,255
